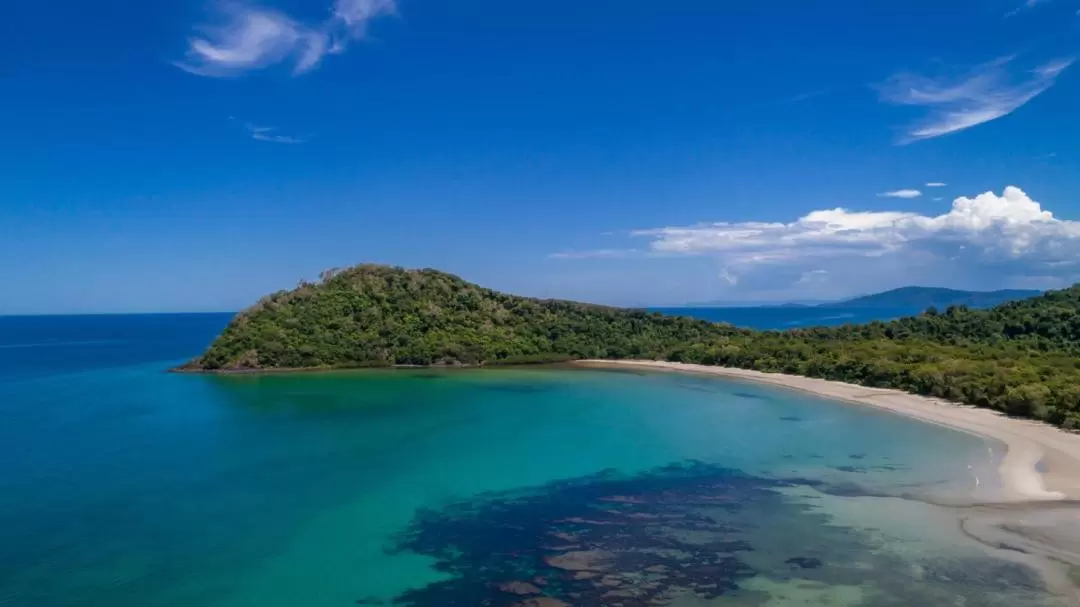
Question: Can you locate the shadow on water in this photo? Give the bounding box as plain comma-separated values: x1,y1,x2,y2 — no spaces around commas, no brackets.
385,462,1065,606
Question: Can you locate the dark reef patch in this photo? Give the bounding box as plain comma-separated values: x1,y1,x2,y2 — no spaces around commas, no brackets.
833,465,867,474
675,382,727,394
385,462,1054,607
785,556,823,570
388,462,772,606
481,383,553,395
731,391,770,400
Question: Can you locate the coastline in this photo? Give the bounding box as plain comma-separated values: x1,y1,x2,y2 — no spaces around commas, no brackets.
575,360,1080,502
168,363,481,375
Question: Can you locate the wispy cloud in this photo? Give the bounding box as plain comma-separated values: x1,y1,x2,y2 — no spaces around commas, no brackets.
245,123,306,144
879,55,1073,142
878,189,922,199
335,0,397,32
788,89,828,104
176,1,396,77
1006,0,1054,17
926,182,947,187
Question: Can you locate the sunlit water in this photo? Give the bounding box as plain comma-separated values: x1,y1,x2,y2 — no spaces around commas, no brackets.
0,315,1074,606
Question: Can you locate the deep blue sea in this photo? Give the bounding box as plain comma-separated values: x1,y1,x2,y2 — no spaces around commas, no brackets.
0,313,1068,606
0,314,234,383
653,306,925,329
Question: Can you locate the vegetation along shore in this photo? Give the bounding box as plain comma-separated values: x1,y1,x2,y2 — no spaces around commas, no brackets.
182,263,1080,496
184,265,1080,421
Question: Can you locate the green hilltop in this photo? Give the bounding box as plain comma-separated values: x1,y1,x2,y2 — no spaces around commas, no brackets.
185,264,1080,429
187,265,742,369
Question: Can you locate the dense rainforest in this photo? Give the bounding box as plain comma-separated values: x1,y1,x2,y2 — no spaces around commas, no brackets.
185,265,1080,429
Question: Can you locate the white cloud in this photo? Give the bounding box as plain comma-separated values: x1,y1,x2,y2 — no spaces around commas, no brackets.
335,0,397,31
795,269,829,286
878,189,922,199
246,124,306,144
177,1,395,77
879,55,1073,142
926,182,947,187
718,267,739,286
1008,0,1053,15
175,6,311,77
633,186,1072,259
553,187,1080,294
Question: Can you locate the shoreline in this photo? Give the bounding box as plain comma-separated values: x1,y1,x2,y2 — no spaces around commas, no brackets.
175,357,1080,501
575,360,1080,502
168,363,484,375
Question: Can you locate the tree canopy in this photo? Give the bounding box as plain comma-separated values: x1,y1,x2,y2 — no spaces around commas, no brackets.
185,264,1080,429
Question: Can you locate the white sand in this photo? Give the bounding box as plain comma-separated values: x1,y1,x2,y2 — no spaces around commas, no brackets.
576,360,1080,502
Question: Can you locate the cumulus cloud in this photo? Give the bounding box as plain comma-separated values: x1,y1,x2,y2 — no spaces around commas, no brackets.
878,189,922,199
624,187,1080,288
176,1,395,77
879,55,1073,142
554,187,1080,295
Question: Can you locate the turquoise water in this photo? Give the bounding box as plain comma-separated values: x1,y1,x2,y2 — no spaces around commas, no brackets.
0,315,1070,606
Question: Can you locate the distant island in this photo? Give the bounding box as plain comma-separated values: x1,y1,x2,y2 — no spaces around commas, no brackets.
183,264,1080,430
687,286,1040,310
831,286,1041,310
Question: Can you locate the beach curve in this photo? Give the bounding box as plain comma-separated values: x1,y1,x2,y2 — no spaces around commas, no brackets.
575,360,1080,502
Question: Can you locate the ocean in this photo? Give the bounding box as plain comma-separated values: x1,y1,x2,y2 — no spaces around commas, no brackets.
652,306,926,329
0,313,1069,606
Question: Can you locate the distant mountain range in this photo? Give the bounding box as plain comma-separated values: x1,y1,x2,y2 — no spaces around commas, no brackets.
830,287,1042,310
687,287,1041,310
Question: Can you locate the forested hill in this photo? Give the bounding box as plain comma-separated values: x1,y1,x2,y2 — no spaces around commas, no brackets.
186,265,742,370
820,286,1080,350
832,286,1040,310
185,265,1080,429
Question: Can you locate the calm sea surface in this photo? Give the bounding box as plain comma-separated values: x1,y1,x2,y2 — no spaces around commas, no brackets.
653,306,926,329
0,313,1069,606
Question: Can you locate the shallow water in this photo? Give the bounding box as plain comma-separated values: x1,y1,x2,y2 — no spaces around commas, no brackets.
0,315,1075,606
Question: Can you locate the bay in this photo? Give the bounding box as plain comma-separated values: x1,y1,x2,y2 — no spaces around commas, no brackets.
0,314,1067,606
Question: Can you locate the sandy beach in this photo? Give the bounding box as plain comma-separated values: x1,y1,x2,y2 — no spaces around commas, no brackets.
576,360,1080,502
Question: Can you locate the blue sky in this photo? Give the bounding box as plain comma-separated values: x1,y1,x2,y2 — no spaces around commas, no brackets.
2,0,1080,313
